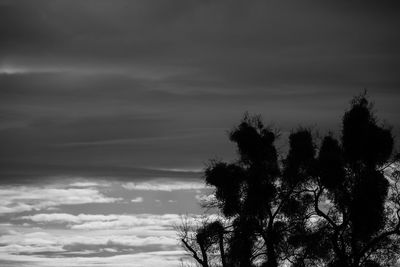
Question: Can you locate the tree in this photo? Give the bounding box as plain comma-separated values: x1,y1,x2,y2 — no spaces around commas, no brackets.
179,115,321,267
310,94,400,267
178,94,400,267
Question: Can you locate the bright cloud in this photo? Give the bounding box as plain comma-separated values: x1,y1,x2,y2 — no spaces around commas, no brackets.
0,230,178,252
0,186,121,214
0,179,210,267
69,181,107,187
20,213,201,230
122,179,206,191
0,250,190,267
131,197,143,203
0,212,198,266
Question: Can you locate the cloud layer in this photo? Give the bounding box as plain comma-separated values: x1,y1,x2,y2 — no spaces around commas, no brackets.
0,186,121,214
1,0,399,181
122,179,206,191
0,177,213,266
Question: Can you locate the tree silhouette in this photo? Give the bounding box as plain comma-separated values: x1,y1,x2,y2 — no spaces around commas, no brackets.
178,93,400,267
311,94,400,267
179,117,321,266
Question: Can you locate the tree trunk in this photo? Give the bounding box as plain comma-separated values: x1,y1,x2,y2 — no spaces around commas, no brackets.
266,241,277,267
218,232,226,267
265,216,278,267
199,242,209,267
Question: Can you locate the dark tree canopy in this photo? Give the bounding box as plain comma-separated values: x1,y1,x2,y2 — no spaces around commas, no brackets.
178,94,400,267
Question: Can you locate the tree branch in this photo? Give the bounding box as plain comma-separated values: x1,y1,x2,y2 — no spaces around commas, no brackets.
181,238,205,267
313,188,338,229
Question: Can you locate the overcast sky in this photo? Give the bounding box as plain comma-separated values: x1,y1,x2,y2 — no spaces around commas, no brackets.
1,0,400,182
1,1,400,266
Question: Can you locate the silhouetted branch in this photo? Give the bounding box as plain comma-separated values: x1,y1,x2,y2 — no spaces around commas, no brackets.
313,187,337,229
181,238,206,266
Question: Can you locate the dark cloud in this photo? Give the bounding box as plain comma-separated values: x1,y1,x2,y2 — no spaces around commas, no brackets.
1,0,399,182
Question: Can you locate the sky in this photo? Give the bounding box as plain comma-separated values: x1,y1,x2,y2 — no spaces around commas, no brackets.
1,0,400,266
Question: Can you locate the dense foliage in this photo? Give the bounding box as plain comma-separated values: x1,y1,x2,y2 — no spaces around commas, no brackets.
178,94,400,267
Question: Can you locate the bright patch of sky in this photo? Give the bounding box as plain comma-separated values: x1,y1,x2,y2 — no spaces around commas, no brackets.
0,178,214,267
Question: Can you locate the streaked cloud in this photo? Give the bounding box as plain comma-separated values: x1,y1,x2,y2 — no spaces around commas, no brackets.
0,172,215,266
1,0,399,181
69,181,108,188
0,185,121,214
122,179,206,191
0,211,203,266
0,250,189,267
20,213,200,230
130,197,143,203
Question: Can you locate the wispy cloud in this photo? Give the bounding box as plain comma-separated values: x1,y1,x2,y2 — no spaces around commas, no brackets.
0,250,189,267
0,212,201,265
0,186,121,214
20,213,202,230
130,197,143,203
69,181,109,187
0,230,178,254
0,177,214,266
122,179,206,191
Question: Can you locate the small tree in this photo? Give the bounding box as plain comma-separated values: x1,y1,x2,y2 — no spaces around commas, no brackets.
177,216,228,267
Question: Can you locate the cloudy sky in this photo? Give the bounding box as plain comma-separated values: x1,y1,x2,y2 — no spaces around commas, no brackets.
1,0,400,266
